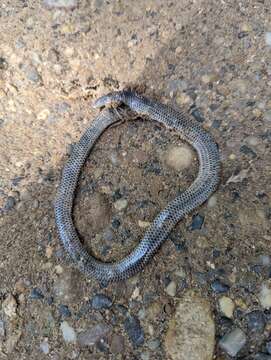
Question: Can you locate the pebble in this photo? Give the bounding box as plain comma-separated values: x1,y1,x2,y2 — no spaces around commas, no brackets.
258,282,271,309
0,320,5,338
219,296,235,318
30,287,44,300
43,0,78,8
264,110,271,122
91,294,113,310
60,321,77,343
23,65,41,83
265,32,271,46
254,354,271,360
211,280,230,294
124,314,144,347
191,108,205,123
40,339,50,354
246,310,265,333
138,220,151,228
190,214,204,230
114,199,128,211
147,339,160,350
165,281,177,297
164,291,215,360
78,324,111,346
110,334,124,354
2,294,17,317
4,196,16,211
141,352,150,360
219,328,246,357
164,145,193,171
58,304,71,318
207,195,217,208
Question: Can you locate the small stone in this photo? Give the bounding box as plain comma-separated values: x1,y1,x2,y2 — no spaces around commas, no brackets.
266,341,271,354
165,281,177,297
3,294,17,317
207,195,217,208
0,320,5,338
40,339,50,354
201,73,218,84
30,288,44,300
58,304,72,318
147,339,160,350
23,65,41,83
176,93,191,105
191,108,205,123
43,0,78,8
190,214,204,230
265,32,271,46
141,352,150,360
259,282,271,309
91,294,113,310
78,324,111,346
114,199,128,211
175,46,182,54
138,220,151,228
111,218,121,229
264,110,271,122
246,311,265,333
110,334,124,354
5,331,22,353
254,354,271,360
164,146,193,171
4,196,16,211
219,328,246,357
164,291,215,360
219,297,234,318
60,321,77,343
124,315,144,347
211,280,230,294
37,109,50,120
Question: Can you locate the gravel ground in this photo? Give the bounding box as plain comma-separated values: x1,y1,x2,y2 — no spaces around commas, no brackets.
0,0,271,359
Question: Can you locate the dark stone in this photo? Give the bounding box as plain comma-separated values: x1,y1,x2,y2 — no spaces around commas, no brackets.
246,311,265,333
253,354,271,360
190,214,204,230
211,280,230,293
91,294,113,310
58,304,72,318
143,160,161,175
11,176,24,186
124,314,144,347
4,196,16,211
213,249,221,258
0,57,8,70
238,31,249,39
191,108,205,123
29,288,44,300
112,189,122,201
212,119,222,129
266,341,271,354
240,145,257,158
111,218,121,229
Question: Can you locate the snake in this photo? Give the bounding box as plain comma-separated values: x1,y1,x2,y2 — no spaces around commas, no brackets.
54,90,220,284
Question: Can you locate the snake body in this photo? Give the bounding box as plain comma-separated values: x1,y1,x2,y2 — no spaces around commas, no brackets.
54,90,220,284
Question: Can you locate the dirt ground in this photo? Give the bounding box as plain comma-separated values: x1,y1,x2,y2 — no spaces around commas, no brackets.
0,0,271,359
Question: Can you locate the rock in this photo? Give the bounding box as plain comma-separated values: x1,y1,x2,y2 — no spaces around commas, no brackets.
265,32,271,46
267,341,271,354
114,199,128,211
53,270,84,303
5,331,22,353
219,297,234,318
124,314,144,347
2,294,17,317
138,220,151,228
191,108,205,123
254,354,271,360
165,281,177,297
190,214,204,230
110,334,124,354
141,352,150,360
22,65,41,83
60,321,77,343
211,280,230,294
207,195,217,208
0,320,5,338
246,311,265,333
164,291,215,360
258,282,271,309
91,294,113,310
58,304,71,318
164,145,193,171
40,339,50,354
4,196,16,211
30,288,44,300
219,328,246,357
147,339,160,350
43,0,78,8
264,110,271,122
111,218,121,229
78,324,111,346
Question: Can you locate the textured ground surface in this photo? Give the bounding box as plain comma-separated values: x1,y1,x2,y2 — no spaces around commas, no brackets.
0,0,271,359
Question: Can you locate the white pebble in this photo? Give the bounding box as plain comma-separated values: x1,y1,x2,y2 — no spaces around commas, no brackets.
165,281,177,297
207,195,217,208
164,146,193,171
258,282,271,309
60,321,77,343
114,199,128,211
265,32,271,46
40,339,50,354
219,296,234,318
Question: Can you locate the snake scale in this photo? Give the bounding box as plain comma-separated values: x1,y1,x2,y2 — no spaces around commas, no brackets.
54,90,220,284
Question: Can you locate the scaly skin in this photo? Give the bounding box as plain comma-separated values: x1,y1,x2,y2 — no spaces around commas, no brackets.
54,90,220,284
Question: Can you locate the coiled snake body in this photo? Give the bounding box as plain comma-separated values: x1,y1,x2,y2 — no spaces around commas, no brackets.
55,90,220,284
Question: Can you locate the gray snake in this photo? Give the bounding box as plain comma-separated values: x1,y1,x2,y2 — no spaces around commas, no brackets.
54,90,220,284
